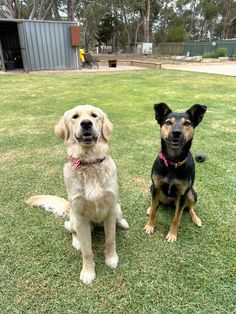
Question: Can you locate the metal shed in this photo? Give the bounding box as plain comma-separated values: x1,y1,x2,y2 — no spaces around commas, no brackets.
0,19,80,71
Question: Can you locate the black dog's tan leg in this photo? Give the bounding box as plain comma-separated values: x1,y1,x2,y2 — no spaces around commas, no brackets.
166,197,184,242
189,207,202,227
144,194,159,234
186,190,202,227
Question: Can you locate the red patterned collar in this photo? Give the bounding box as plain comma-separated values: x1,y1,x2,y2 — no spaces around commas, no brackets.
159,151,188,168
67,156,106,169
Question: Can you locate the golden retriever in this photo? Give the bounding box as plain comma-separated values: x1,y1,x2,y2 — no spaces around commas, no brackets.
27,105,128,284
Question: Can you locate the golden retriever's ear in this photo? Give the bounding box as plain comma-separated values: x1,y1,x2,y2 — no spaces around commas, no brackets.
55,116,69,141
101,115,113,141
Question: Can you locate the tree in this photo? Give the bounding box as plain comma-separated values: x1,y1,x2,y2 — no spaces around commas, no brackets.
96,13,114,47
0,0,21,18
167,26,187,42
0,0,235,49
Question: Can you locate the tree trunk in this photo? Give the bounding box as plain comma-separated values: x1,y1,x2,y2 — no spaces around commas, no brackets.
121,7,131,52
68,0,75,21
52,1,61,20
222,0,231,39
135,20,144,45
12,0,20,18
29,0,39,20
143,0,150,42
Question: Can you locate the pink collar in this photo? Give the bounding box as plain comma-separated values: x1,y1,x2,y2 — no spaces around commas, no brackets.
159,151,188,168
67,156,106,169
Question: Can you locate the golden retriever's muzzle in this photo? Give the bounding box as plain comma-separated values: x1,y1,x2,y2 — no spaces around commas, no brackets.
75,119,99,145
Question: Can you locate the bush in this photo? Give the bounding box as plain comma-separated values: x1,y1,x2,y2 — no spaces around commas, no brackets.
216,48,228,57
202,51,219,58
167,26,187,42
202,48,228,58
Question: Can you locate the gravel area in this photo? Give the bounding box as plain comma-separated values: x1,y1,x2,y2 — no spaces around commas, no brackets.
79,65,146,72
162,63,236,76
0,65,146,74
1,58,236,76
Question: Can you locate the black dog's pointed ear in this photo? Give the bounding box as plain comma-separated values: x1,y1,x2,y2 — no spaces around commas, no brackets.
186,104,207,127
154,103,172,125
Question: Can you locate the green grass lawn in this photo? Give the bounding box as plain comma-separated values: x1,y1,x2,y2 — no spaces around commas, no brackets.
0,69,235,313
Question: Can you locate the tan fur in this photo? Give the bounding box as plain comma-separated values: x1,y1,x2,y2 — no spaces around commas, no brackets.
55,105,128,284
161,117,194,145
25,195,71,215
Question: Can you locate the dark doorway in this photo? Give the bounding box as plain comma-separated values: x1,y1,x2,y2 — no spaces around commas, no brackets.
0,21,23,71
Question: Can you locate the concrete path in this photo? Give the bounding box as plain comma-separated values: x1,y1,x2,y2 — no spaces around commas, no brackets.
162,63,236,76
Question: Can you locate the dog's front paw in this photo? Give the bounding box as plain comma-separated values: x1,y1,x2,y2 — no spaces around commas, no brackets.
105,253,119,269
80,269,96,285
166,232,177,243
144,224,155,234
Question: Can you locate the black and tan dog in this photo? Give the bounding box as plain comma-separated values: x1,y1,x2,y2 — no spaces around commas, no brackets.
144,103,207,242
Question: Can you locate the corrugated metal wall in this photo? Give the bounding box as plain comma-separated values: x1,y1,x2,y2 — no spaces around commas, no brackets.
18,20,78,71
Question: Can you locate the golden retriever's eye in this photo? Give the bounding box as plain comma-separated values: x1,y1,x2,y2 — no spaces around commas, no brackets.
183,120,191,127
91,113,98,118
72,114,79,119
165,120,172,126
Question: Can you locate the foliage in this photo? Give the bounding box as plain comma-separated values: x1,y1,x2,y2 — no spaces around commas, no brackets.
202,47,228,58
0,69,235,313
167,26,187,42
202,51,220,58
216,47,228,57
1,0,236,50
96,13,115,46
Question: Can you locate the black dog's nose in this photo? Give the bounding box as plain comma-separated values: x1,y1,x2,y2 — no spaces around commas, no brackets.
80,119,93,130
172,130,181,138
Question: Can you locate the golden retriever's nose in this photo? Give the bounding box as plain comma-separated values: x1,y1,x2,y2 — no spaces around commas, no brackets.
81,119,93,130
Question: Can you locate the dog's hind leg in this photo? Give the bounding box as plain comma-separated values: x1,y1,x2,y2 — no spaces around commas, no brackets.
189,207,202,227
115,203,129,229
71,233,80,250
64,220,81,250
186,189,202,227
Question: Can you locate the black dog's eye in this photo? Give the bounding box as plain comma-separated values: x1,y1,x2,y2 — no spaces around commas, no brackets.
91,113,98,118
72,114,79,119
183,120,191,127
165,120,172,126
